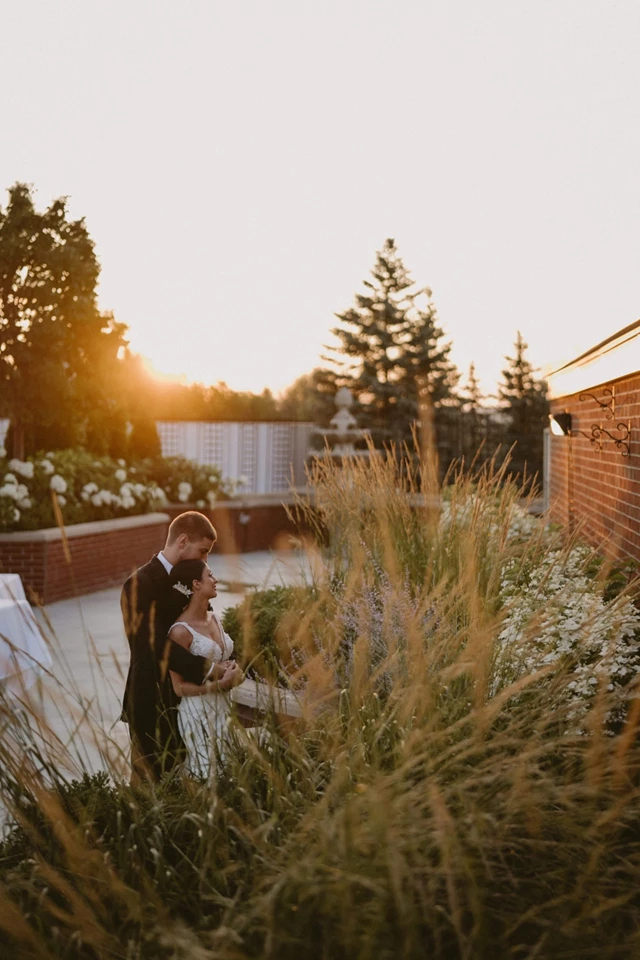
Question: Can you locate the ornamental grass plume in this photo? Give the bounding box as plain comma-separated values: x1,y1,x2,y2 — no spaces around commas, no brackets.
1,447,640,959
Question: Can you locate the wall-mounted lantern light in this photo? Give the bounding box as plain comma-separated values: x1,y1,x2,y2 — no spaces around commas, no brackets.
549,412,572,436
549,411,631,456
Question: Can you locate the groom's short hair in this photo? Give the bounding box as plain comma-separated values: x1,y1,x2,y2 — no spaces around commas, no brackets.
167,511,216,544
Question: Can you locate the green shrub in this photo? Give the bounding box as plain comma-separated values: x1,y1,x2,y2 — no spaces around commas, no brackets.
222,583,317,684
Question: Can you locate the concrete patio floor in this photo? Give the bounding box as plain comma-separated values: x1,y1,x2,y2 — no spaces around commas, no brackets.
12,550,314,782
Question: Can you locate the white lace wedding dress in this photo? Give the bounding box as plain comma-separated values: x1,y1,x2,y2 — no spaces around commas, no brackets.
169,613,234,778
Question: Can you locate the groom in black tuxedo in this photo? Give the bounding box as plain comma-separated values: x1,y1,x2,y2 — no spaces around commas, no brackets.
121,511,217,781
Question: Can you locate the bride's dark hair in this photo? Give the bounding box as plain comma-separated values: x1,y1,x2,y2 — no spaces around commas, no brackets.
166,559,208,616
169,559,208,593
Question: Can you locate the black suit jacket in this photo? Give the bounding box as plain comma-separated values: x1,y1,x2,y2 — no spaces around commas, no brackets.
121,555,209,778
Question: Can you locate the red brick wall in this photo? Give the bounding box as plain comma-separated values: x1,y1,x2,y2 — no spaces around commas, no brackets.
164,500,308,553
0,500,313,605
549,374,640,560
0,517,169,605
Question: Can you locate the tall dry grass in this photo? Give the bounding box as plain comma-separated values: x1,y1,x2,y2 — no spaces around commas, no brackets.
0,450,639,959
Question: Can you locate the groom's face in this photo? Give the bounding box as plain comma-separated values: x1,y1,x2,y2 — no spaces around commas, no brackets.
180,535,215,561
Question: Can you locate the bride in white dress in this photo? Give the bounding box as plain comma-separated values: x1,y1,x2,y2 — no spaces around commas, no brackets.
167,559,244,778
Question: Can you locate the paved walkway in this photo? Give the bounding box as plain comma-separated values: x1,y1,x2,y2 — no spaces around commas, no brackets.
17,550,313,781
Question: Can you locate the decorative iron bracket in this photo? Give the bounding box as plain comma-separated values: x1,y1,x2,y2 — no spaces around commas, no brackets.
578,387,615,419
589,421,631,457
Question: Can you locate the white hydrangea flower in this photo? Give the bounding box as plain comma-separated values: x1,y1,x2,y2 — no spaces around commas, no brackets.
81,481,99,502
8,459,34,479
18,497,31,510
206,490,217,509
89,489,114,507
238,474,248,486
117,459,126,467
208,475,217,484
4,473,17,484
115,468,127,482
2,482,29,502
50,475,67,494
121,495,135,509
57,495,67,508
12,508,20,522
39,459,55,475
149,486,168,505
196,499,205,508
0,447,6,458
177,481,192,503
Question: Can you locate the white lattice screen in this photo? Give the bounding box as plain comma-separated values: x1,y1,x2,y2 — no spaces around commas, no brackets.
156,421,314,494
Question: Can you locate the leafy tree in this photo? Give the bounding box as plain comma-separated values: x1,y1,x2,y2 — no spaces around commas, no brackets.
498,331,549,484
327,238,458,444
278,368,338,425
0,183,127,457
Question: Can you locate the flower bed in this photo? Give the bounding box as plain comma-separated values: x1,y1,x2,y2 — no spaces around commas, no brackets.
0,448,240,532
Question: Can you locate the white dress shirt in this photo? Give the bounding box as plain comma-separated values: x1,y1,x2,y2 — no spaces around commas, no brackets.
157,551,173,575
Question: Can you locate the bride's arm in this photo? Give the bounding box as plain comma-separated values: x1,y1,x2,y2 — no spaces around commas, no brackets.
170,662,243,697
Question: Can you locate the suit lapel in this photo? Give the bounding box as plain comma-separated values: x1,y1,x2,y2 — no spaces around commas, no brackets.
147,555,169,582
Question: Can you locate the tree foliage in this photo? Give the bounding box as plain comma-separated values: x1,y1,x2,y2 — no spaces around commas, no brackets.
278,367,337,425
0,183,127,456
326,238,458,444
498,331,549,483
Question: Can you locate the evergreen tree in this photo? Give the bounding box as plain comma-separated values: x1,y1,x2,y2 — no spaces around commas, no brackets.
498,332,549,484
327,239,458,444
462,362,483,414
461,362,485,462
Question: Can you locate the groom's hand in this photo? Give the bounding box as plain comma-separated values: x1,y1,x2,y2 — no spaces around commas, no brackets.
218,662,244,691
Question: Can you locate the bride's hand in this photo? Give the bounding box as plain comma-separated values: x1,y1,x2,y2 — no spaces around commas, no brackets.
218,661,244,691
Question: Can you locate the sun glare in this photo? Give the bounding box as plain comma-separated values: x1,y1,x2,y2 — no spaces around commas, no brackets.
139,355,189,385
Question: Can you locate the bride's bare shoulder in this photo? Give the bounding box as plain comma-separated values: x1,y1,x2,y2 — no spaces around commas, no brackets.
168,622,192,649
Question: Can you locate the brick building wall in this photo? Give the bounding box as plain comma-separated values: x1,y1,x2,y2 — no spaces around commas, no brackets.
0,514,170,605
549,373,640,560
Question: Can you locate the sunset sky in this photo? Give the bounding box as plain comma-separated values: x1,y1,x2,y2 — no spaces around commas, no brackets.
2,1,640,397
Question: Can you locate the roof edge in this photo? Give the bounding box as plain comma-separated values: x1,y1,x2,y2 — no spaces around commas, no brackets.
548,318,640,379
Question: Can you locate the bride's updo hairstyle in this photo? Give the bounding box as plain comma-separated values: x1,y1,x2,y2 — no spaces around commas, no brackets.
168,559,208,614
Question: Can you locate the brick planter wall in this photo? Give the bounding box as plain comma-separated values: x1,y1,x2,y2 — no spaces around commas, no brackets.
0,496,315,605
549,374,640,561
164,494,311,554
0,513,170,605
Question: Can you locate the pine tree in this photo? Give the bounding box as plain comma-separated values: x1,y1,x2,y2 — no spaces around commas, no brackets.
498,332,548,484
327,239,458,444
461,362,485,461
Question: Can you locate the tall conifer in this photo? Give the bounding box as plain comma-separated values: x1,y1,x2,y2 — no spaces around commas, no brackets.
328,239,458,444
